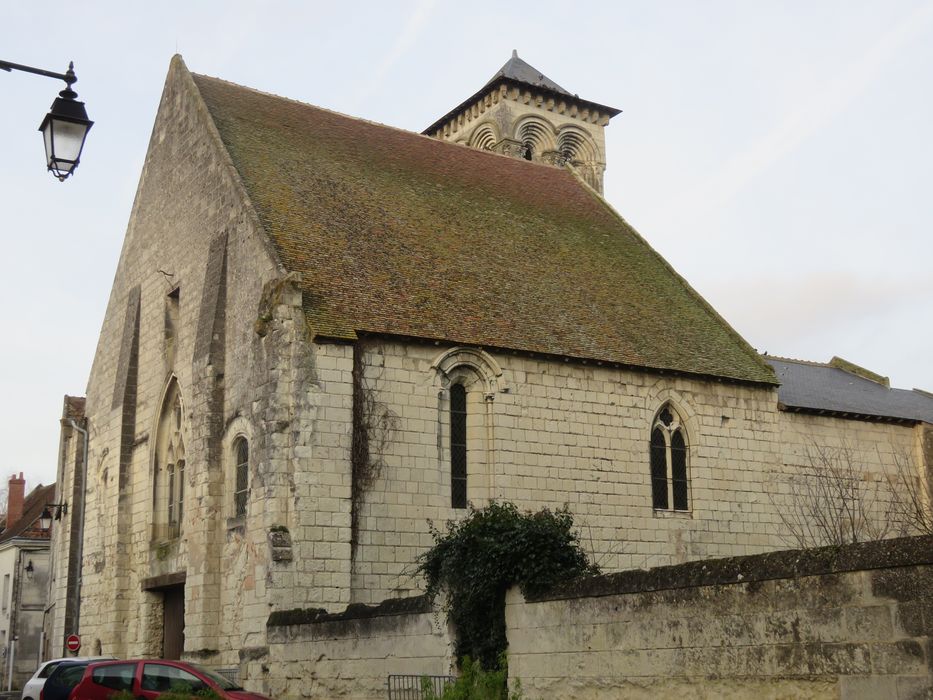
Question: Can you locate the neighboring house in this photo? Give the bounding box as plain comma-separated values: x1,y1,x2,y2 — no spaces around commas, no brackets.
47,52,932,685
0,475,54,689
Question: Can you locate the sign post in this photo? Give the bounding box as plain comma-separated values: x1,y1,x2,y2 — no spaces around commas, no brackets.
65,634,81,654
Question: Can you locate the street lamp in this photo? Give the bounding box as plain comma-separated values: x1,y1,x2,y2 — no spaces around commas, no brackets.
1,59,93,181
39,502,68,530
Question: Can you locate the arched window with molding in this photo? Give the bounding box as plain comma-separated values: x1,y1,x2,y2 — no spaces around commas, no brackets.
650,404,689,511
233,437,249,518
450,384,468,509
431,347,507,511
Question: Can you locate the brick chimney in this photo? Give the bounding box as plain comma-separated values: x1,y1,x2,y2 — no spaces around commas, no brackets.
7,473,25,528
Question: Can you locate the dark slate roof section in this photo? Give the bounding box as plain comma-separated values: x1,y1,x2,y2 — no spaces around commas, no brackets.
766,357,933,423
188,64,776,386
485,50,571,95
0,483,55,544
422,52,621,136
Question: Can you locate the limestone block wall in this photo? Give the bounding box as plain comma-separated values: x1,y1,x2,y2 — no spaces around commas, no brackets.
506,535,933,699
772,412,926,546
780,411,920,477
348,339,786,603
264,596,453,700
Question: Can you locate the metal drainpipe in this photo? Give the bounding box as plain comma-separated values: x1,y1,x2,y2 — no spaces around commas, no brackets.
68,419,88,636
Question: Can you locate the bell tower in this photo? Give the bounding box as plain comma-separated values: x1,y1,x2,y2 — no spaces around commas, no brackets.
424,51,621,192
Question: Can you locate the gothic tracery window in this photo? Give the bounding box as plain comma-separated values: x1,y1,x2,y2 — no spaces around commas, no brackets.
153,379,187,539
650,404,689,511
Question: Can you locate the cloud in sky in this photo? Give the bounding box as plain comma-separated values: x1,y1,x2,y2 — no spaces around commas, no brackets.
348,0,437,109
708,269,933,375
659,1,933,233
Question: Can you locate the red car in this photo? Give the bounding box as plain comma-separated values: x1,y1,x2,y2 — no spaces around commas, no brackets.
68,660,272,700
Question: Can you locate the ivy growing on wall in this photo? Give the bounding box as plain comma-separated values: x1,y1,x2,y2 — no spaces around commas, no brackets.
417,502,599,670
350,343,399,553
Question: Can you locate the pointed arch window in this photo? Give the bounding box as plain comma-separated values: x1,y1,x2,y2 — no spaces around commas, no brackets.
650,405,689,511
153,379,187,540
450,383,467,509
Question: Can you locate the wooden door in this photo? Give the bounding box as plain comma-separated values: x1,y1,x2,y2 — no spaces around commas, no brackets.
162,585,185,660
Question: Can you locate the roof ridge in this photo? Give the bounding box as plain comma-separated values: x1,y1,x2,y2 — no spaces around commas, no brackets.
191,71,589,178
764,354,831,367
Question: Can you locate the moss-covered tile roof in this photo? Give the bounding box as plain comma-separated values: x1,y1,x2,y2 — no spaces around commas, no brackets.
190,68,777,386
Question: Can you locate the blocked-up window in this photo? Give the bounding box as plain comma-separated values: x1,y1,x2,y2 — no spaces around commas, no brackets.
650,405,690,511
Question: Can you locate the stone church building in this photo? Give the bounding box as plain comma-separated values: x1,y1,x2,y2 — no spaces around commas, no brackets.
47,53,932,687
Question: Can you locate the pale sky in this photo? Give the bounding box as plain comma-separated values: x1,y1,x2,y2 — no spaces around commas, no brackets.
2,1,931,490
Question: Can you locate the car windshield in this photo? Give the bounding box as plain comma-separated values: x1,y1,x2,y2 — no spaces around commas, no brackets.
187,664,241,691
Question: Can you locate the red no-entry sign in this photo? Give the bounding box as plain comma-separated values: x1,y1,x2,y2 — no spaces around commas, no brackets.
66,634,81,653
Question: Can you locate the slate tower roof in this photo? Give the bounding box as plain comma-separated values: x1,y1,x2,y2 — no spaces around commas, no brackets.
484,49,572,95
180,57,776,385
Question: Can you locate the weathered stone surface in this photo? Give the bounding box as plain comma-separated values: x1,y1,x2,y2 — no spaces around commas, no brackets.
505,541,933,699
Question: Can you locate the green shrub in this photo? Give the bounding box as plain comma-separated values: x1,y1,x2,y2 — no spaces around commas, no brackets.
422,657,522,700
417,502,598,669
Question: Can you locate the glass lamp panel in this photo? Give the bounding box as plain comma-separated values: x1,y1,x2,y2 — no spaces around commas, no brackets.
51,118,88,162
42,124,55,167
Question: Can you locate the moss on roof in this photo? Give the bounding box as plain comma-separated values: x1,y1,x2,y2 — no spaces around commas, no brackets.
188,66,776,385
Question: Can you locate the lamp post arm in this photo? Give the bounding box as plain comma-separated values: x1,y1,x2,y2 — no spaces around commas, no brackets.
0,59,76,87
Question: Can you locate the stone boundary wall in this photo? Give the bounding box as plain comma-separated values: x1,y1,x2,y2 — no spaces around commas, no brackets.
264,595,453,699
264,536,933,699
507,535,933,699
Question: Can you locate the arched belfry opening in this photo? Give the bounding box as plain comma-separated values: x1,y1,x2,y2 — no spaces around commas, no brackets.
423,50,621,193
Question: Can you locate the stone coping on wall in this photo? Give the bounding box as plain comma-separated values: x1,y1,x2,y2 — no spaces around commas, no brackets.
532,534,933,603
267,594,432,629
